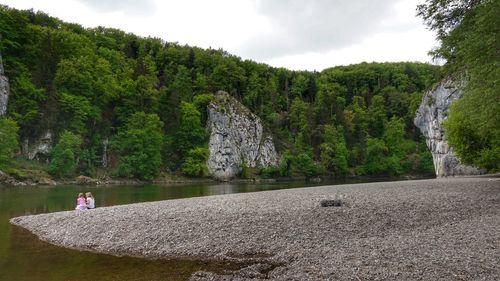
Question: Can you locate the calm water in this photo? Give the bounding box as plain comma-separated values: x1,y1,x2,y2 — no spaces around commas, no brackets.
0,180,352,281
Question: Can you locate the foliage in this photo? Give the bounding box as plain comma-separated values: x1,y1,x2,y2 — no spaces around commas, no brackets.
112,112,163,180
174,102,208,161
0,117,19,168
260,165,280,179
363,138,397,175
416,0,484,40
48,131,82,178
181,147,209,177
320,125,348,177
7,72,45,138
293,152,318,179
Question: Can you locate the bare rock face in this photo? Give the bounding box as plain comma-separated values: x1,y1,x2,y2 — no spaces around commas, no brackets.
207,91,280,180
0,52,9,116
22,131,54,161
414,79,481,177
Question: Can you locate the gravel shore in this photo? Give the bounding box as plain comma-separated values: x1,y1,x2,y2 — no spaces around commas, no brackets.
10,177,500,280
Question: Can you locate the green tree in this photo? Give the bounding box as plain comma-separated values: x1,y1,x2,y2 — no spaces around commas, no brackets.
289,98,309,132
174,102,207,158
170,65,192,102
210,58,245,95
367,95,387,138
57,92,97,134
112,112,164,180
49,131,82,178
319,125,348,177
192,93,213,124
8,71,45,138
0,117,19,169
314,78,343,124
290,74,308,99
332,126,349,177
293,152,318,179
363,138,398,175
181,147,209,177
347,96,368,143
383,117,409,159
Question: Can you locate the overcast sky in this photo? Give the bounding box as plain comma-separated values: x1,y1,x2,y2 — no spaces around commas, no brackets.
0,0,437,71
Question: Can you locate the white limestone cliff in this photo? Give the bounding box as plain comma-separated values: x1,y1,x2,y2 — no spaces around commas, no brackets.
414,79,481,177
207,91,280,180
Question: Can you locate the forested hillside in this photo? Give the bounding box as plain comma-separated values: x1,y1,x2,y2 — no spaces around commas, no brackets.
0,5,442,180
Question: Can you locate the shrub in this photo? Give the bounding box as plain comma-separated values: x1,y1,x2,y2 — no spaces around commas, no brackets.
49,131,82,178
0,117,19,169
181,147,209,177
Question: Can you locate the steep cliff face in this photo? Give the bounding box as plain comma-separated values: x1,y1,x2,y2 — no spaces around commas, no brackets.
0,53,9,116
414,79,481,177
22,131,53,162
207,91,280,180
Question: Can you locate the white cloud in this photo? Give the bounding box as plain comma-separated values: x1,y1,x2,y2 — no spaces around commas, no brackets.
77,0,157,15
265,26,437,71
238,0,397,60
0,0,437,71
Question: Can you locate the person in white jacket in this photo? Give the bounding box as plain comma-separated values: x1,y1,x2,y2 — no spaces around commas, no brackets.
86,192,95,209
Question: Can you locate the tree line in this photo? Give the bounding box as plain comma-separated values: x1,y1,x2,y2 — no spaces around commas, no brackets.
0,5,443,180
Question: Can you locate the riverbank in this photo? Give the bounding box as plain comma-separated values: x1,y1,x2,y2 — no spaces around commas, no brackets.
0,169,218,187
0,167,434,188
11,177,500,280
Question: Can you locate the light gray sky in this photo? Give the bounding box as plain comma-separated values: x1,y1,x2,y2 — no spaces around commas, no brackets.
0,0,436,71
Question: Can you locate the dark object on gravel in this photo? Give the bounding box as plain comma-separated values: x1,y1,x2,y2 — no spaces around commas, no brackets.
320,199,343,207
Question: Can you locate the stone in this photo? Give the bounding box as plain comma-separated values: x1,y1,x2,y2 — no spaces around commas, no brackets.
37,177,57,186
22,131,54,161
0,170,22,186
0,52,9,116
207,91,280,180
75,175,97,185
414,79,481,177
320,199,343,207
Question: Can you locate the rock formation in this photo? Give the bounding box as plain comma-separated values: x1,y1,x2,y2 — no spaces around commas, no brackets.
22,131,54,162
0,52,9,116
207,91,280,180
414,79,481,177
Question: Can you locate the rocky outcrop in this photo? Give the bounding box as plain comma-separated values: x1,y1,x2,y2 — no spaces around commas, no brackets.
414,79,481,177
22,131,54,161
0,170,19,186
75,175,98,185
0,52,9,116
207,91,279,180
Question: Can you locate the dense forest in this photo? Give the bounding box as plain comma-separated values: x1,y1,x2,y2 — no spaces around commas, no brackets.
0,5,443,181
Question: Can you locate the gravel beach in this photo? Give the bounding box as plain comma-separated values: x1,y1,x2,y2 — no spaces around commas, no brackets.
10,177,500,280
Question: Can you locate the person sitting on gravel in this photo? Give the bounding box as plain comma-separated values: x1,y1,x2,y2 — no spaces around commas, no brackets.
75,193,87,210
86,192,95,209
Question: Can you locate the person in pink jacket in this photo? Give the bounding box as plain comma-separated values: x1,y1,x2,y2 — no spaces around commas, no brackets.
75,193,87,210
